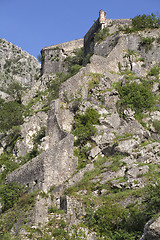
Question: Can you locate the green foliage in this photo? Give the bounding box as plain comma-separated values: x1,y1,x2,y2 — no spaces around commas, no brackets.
37,52,45,63
94,27,110,43
143,182,160,218
87,73,102,92
6,81,24,104
132,13,160,30
148,65,160,79
0,153,19,180
46,72,71,101
0,99,24,132
52,228,70,240
85,203,142,239
0,182,23,212
0,190,38,237
116,81,154,115
64,47,83,75
69,47,84,66
121,13,160,33
69,64,82,76
33,126,46,145
139,37,155,52
152,120,160,133
73,107,100,146
74,144,91,169
4,126,21,153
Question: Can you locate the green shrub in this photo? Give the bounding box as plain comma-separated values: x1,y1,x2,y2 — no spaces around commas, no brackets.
73,107,100,146
0,100,24,132
74,144,91,169
132,14,160,30
0,182,23,212
94,27,109,43
122,13,160,33
148,65,160,79
152,120,160,133
0,153,19,180
33,126,46,145
37,52,45,63
64,47,83,75
85,203,142,239
46,72,70,100
6,81,24,104
139,37,155,52
143,182,160,218
4,126,21,153
116,81,154,115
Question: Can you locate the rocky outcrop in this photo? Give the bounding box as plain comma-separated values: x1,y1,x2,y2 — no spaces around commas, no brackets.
0,38,40,89
141,217,160,240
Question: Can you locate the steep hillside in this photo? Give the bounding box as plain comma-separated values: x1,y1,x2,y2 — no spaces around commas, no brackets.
0,38,40,91
0,13,160,240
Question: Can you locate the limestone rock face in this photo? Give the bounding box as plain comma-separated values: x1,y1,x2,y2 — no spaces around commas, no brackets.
141,217,160,240
15,112,48,157
0,38,40,89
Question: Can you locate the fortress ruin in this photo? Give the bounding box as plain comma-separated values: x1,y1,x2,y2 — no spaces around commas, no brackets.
41,10,132,74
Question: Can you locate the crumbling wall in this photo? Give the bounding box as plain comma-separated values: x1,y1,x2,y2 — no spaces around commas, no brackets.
6,156,44,191
7,133,77,192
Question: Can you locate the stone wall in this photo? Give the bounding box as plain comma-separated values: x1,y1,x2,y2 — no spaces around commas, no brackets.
84,19,100,57
6,156,44,191
41,39,83,74
7,134,77,192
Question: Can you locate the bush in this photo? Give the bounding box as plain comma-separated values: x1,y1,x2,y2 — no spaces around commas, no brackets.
73,107,100,146
148,65,160,78
122,13,160,33
37,52,45,63
46,72,71,100
94,27,109,43
6,81,24,104
116,82,154,115
139,37,155,52
132,14,160,30
64,47,83,75
85,203,142,239
0,182,23,212
0,100,24,132
152,120,160,133
143,182,160,218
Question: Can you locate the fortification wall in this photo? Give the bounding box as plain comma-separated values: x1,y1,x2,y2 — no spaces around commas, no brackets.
6,100,78,193
6,156,44,191
84,10,132,59
84,19,100,57
6,134,77,192
41,39,83,74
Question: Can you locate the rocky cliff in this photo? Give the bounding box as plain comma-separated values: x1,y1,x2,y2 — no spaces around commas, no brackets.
0,13,160,240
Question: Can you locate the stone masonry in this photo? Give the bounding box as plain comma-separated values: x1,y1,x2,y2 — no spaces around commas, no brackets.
41,10,132,74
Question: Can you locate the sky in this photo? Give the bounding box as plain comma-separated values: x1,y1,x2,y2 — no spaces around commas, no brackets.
0,0,160,60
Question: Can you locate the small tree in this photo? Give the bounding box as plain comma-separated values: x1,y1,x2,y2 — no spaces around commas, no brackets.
7,81,24,104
